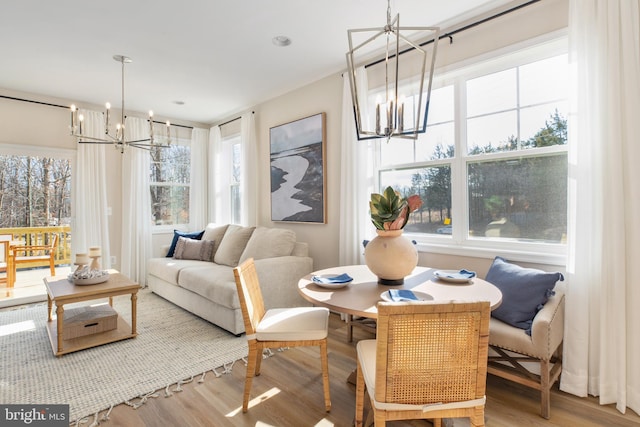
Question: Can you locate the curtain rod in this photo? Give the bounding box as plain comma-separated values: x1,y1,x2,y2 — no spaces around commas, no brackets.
1,94,193,129
1,94,68,109
365,0,540,69
218,111,255,127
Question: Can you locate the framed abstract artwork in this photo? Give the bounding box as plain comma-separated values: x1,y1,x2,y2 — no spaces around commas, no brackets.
270,112,326,223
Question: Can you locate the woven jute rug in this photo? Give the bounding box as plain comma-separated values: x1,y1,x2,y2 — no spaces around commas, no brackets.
0,288,248,424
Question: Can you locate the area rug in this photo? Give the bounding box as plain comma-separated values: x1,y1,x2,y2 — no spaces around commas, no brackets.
0,289,248,424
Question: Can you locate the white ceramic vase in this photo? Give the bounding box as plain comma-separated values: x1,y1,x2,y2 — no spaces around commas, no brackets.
364,229,418,285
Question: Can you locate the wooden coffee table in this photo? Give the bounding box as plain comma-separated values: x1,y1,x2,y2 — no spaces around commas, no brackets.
43,271,140,356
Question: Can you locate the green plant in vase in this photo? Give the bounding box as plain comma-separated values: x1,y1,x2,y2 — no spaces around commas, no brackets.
370,186,423,231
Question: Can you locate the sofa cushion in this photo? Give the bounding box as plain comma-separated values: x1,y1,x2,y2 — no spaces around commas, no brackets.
486,256,563,334
239,227,296,263
177,264,240,309
166,229,204,257
147,257,206,284
202,223,229,258
174,237,215,261
214,225,255,267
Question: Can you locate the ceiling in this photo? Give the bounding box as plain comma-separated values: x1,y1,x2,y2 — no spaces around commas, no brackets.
0,0,513,125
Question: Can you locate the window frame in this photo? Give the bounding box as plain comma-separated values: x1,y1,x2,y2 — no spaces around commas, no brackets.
376,33,569,266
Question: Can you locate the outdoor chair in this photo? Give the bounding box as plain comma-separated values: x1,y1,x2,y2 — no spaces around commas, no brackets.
9,233,57,287
233,257,331,413
355,301,491,427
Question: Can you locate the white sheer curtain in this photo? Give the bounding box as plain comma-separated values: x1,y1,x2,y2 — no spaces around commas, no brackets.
120,117,151,284
190,127,209,230
240,113,257,226
338,70,376,265
72,109,111,268
207,125,226,223
562,0,640,415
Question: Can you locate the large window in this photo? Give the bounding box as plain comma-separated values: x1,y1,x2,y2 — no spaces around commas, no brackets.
0,152,72,227
377,39,568,259
149,133,191,227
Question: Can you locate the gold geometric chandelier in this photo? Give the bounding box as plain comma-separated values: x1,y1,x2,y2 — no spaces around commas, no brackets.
69,55,171,153
346,0,439,141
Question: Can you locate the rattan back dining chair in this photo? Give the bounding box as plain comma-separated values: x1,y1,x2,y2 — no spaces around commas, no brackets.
233,257,331,413
355,301,491,427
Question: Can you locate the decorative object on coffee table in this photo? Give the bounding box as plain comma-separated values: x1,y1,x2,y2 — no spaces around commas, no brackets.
364,186,422,285
69,250,109,285
89,246,102,270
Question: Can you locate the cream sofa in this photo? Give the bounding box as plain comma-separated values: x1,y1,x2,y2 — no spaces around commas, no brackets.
147,223,313,335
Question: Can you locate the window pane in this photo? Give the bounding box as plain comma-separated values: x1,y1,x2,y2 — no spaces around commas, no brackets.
467,69,517,117
519,55,569,106
467,111,518,153
520,104,568,146
150,185,190,226
150,145,190,184
0,155,71,227
416,122,455,161
426,85,454,124
380,138,414,166
467,154,567,242
380,166,452,234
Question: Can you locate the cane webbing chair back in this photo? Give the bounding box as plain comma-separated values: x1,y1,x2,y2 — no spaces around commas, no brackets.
356,301,491,427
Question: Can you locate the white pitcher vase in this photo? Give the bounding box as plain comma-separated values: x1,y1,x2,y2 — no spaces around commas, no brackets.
364,229,418,285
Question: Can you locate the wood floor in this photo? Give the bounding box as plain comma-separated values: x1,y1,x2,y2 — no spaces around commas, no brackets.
103,313,640,427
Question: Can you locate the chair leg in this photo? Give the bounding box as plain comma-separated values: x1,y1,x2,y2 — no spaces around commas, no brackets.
255,343,264,376
320,340,331,412
242,340,259,413
373,410,386,426
49,256,55,276
540,359,551,419
470,407,485,426
355,359,365,427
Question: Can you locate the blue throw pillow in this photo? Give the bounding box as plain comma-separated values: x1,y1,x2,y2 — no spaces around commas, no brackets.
166,229,204,257
486,256,563,335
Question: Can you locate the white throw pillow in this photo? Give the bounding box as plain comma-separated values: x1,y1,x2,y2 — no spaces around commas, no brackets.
214,225,255,267
201,223,228,258
239,227,296,263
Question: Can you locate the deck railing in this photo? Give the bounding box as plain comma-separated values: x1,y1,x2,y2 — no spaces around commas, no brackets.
0,225,72,268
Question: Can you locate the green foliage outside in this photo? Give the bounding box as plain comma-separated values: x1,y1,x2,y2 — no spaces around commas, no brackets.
394,111,568,242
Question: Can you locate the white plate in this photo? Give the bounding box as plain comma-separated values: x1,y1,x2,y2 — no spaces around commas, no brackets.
434,270,475,283
380,290,433,302
311,274,353,289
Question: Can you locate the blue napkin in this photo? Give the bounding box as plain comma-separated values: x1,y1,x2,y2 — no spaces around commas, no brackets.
439,269,476,279
312,273,353,284
388,289,419,301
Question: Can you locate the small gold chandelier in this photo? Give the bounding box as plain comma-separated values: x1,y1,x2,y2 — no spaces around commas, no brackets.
69,55,171,153
346,0,439,141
